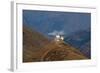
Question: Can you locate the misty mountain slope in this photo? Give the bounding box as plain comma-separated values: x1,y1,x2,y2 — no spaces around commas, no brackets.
23,26,88,62
64,30,91,58
41,41,88,61
23,26,51,62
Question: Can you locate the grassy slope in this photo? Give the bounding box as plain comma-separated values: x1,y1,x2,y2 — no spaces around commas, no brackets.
23,26,88,62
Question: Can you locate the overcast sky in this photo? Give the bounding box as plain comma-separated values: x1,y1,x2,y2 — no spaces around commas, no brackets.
23,10,91,37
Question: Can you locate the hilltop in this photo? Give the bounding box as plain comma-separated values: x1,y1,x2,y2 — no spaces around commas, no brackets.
23,26,88,62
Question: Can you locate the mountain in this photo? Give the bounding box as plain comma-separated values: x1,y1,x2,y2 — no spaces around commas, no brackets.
23,26,88,62
23,26,51,62
41,41,88,61
64,30,91,58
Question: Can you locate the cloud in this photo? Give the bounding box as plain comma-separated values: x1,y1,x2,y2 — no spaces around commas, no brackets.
48,30,65,36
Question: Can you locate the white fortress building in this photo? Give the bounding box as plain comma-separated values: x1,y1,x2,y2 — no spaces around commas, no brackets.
55,34,64,42
48,30,65,42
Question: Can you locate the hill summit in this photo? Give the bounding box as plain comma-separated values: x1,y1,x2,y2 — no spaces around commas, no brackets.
23,26,88,62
